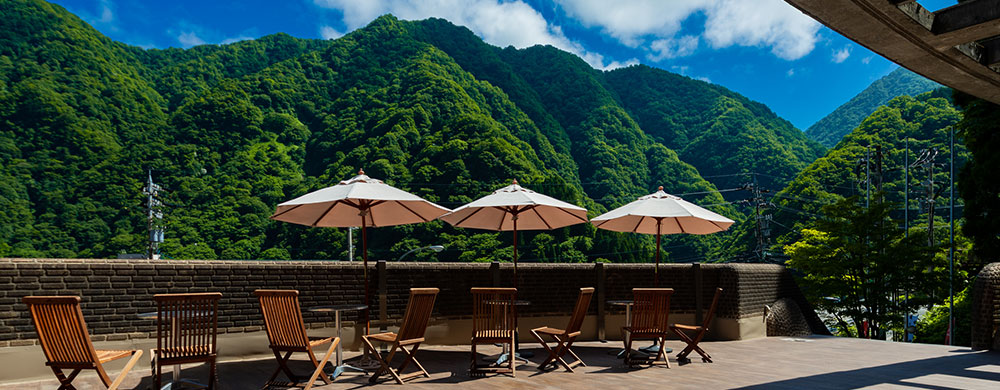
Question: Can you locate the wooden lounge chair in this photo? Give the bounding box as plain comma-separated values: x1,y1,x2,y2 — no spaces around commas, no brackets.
469,287,517,378
670,287,723,364
622,288,673,368
530,287,594,373
254,290,341,390
151,292,222,390
362,288,439,385
22,296,143,390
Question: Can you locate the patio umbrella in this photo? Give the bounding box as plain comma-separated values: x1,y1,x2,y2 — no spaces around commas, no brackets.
591,186,734,285
440,179,588,288
270,169,450,331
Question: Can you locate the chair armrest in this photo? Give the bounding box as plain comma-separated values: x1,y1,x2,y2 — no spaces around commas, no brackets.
109,350,143,390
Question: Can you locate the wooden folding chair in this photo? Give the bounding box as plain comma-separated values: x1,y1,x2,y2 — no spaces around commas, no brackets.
151,292,222,390
530,287,594,373
362,288,439,385
254,290,341,390
22,296,143,390
622,288,673,368
469,287,517,378
670,287,723,364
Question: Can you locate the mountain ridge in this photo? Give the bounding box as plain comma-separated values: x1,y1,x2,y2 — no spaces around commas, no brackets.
1,0,817,262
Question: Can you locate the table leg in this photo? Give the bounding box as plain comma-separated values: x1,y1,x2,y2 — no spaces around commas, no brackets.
611,304,633,358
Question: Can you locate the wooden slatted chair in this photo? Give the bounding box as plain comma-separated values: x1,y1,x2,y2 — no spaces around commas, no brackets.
254,290,341,390
22,296,143,390
151,292,222,390
622,288,673,368
362,288,439,385
670,287,723,364
529,287,594,373
469,287,517,378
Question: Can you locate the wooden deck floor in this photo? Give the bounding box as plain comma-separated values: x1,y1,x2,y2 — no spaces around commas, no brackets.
3,336,999,389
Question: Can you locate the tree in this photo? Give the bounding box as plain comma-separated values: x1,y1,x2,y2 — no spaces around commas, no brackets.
955,92,1000,272
785,195,941,338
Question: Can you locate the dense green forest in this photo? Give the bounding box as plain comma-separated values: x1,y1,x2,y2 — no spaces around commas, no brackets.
806,68,940,148
0,0,823,262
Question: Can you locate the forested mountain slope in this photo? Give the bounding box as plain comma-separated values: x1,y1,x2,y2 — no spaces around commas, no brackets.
806,67,940,148
1,0,817,262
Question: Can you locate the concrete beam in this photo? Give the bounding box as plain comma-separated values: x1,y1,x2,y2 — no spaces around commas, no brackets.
983,37,1000,66
784,0,1000,106
931,0,1000,47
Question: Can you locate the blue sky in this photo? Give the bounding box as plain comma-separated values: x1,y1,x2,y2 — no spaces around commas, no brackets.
50,0,957,130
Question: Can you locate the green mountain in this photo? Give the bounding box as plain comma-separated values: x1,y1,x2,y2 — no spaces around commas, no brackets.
773,89,964,252
605,65,825,191
806,67,940,148
0,0,816,263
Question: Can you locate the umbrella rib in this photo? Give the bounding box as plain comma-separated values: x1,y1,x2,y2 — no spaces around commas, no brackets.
631,215,645,234
310,201,341,227
395,200,430,223
552,205,588,222
495,206,509,230
453,206,487,227
709,220,727,231
674,217,686,234
269,204,302,220
531,207,553,230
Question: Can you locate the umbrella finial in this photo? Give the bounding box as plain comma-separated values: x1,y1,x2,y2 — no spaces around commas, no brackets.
512,178,518,185
658,186,664,191
359,168,365,175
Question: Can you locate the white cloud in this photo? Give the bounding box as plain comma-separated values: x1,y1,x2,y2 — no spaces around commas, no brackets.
177,31,206,47
556,0,711,47
647,35,699,61
557,0,820,61
787,68,795,77
312,0,629,70
320,25,344,40
98,0,114,23
832,45,851,63
695,75,711,83
862,55,873,64
220,36,254,45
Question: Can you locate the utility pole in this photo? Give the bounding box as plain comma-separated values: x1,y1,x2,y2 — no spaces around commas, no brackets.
348,227,355,261
143,170,165,259
904,138,911,342
866,146,872,209
948,128,955,346
746,174,771,262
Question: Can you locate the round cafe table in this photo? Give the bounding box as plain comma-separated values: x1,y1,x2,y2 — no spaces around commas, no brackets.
490,299,533,365
307,303,371,378
607,300,672,358
137,311,211,390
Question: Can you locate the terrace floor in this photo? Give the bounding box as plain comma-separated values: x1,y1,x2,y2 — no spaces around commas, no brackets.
2,336,999,389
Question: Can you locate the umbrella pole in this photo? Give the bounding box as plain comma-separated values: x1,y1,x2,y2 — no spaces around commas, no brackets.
361,214,370,336
655,218,662,287
513,216,518,291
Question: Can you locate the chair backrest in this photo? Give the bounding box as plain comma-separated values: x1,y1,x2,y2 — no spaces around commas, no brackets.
396,288,440,343
22,296,100,367
471,288,517,338
630,288,673,333
254,290,310,349
564,287,595,335
154,293,221,359
702,288,723,329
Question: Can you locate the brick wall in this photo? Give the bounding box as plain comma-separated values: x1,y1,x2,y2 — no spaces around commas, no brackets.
0,258,826,347
971,262,1000,350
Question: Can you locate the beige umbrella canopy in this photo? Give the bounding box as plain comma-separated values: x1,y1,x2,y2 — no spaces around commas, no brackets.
591,186,734,285
440,179,588,288
270,169,450,331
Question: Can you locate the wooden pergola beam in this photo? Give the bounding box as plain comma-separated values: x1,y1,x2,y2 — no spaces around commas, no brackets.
931,0,1000,47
